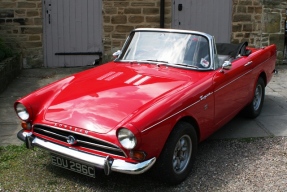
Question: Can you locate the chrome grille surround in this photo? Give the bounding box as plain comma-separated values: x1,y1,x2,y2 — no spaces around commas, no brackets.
33,124,126,157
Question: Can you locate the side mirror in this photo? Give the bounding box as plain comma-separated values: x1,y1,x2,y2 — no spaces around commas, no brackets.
220,61,232,72
112,50,122,59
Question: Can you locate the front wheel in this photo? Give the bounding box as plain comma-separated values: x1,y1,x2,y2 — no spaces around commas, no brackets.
244,77,265,118
153,122,198,185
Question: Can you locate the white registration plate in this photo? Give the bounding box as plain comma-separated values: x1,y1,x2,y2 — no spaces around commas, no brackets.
51,155,96,178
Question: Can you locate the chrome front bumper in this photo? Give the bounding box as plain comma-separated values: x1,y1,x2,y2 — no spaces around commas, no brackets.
17,130,156,175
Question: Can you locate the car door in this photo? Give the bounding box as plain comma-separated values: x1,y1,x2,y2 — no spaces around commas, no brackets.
212,57,253,128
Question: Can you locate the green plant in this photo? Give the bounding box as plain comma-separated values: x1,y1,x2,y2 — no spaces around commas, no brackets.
0,38,14,62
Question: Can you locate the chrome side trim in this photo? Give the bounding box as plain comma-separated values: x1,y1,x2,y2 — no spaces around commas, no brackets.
216,52,276,93
253,53,275,71
20,131,156,175
214,69,252,93
142,93,212,133
142,50,276,133
142,64,253,133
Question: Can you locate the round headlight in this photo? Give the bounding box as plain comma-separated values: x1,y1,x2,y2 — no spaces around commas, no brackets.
16,103,29,121
117,128,137,150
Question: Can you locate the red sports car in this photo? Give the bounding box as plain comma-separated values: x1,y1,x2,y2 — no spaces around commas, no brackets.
15,28,277,184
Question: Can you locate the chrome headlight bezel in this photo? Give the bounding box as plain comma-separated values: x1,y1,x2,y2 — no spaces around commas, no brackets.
15,103,30,121
117,128,137,150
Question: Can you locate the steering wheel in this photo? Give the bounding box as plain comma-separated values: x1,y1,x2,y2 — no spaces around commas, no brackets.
235,42,250,57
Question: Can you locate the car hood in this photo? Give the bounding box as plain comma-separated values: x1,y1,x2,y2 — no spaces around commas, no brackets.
44,62,194,134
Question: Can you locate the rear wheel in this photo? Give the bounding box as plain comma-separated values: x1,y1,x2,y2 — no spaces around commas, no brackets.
244,77,265,118
153,122,198,185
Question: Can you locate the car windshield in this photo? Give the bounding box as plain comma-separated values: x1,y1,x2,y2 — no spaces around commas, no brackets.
118,31,211,69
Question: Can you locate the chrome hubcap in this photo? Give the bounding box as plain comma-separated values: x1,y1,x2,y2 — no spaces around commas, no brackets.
253,84,262,111
172,135,192,174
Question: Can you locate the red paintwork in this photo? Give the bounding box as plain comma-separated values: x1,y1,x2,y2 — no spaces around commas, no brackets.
15,44,277,161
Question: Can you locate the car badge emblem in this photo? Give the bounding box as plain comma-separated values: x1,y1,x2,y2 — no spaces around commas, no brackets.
67,135,77,145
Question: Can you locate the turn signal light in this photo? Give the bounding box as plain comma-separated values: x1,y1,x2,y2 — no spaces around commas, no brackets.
130,150,146,161
21,121,32,130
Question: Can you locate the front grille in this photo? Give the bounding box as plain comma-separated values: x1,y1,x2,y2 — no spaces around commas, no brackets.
33,124,126,157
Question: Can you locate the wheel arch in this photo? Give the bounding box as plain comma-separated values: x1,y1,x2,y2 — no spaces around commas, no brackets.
258,71,267,87
152,116,199,184
175,116,200,143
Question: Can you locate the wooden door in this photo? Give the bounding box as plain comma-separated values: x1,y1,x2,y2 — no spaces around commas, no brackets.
43,0,102,67
172,0,233,43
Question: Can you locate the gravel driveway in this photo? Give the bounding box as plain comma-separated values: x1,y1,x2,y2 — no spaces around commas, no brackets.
182,137,287,192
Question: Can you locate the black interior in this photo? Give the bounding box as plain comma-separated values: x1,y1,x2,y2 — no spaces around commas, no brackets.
216,42,251,59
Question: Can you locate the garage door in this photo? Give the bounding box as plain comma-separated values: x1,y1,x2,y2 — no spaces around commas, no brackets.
172,0,233,43
43,0,102,67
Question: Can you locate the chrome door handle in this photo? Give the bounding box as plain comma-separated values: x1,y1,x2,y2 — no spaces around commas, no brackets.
244,61,253,66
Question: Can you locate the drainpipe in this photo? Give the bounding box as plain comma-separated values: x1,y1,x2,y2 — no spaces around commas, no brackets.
160,0,165,28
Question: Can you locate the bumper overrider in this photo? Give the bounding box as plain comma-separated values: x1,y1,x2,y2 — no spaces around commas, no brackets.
17,130,156,175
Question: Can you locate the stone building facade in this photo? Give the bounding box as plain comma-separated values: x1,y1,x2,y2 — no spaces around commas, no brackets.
0,0,286,67
0,0,43,67
102,0,172,60
232,0,287,63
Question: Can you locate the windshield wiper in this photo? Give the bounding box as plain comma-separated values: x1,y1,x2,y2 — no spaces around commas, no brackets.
117,59,199,69
145,60,199,69
116,59,168,64
145,59,169,63
174,63,198,69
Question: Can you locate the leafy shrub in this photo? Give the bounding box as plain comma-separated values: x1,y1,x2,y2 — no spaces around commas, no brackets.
0,50,5,61
0,38,14,62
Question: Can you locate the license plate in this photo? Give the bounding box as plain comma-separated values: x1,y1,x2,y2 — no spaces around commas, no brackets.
51,155,95,178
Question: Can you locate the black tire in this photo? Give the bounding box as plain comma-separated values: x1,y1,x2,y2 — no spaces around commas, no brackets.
244,77,265,118
153,122,198,185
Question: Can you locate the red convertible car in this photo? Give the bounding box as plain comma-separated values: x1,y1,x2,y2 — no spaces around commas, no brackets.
15,28,276,184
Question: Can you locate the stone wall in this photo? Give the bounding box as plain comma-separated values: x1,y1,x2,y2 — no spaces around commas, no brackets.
104,0,286,63
232,0,287,63
0,0,43,68
102,0,172,61
0,0,286,67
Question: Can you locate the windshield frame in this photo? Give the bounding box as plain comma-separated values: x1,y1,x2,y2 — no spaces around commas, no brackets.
115,28,216,71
